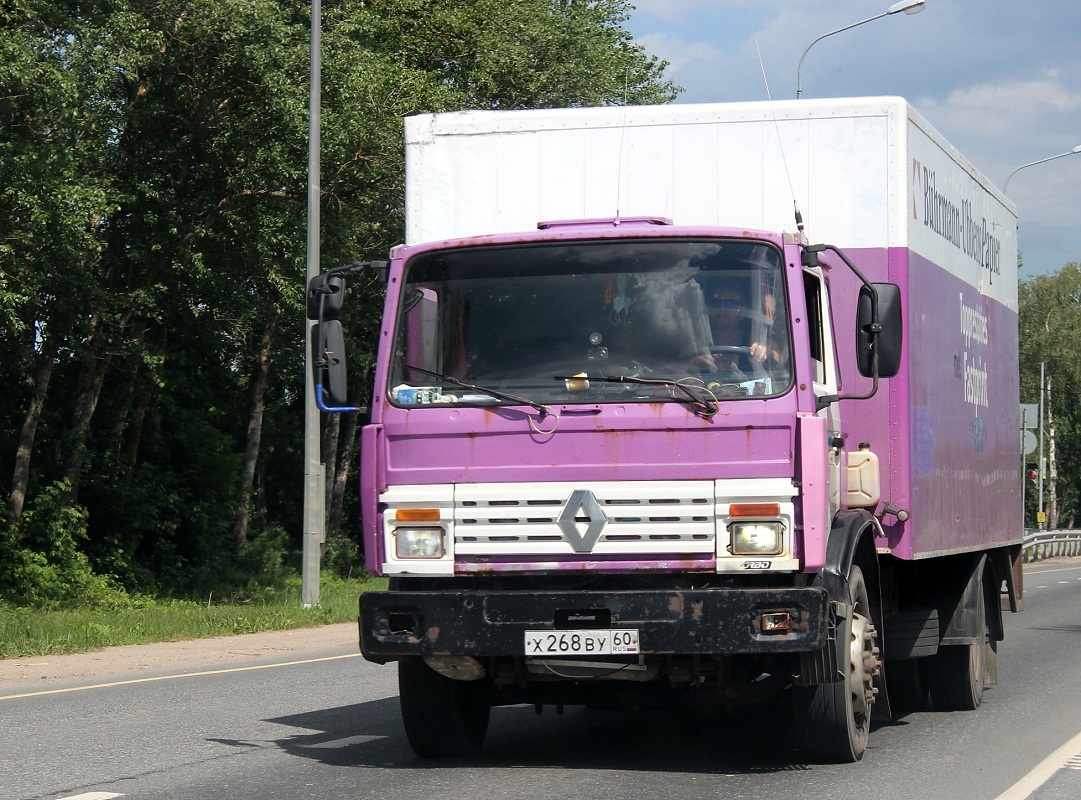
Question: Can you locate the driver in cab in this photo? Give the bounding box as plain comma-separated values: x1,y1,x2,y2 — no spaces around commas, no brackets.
685,284,773,376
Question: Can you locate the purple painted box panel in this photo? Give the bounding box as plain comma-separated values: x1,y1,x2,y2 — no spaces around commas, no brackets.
837,246,1021,560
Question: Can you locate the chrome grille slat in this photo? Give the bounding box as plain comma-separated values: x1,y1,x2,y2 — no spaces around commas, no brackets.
453,481,716,556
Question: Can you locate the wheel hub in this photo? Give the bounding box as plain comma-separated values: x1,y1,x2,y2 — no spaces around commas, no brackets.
848,614,881,716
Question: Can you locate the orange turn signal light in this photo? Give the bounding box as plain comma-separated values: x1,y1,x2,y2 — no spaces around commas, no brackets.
395,508,441,522
729,503,780,518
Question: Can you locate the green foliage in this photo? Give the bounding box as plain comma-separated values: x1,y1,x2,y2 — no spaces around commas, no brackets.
1018,263,1081,527
234,522,297,591
324,531,364,580
0,481,120,605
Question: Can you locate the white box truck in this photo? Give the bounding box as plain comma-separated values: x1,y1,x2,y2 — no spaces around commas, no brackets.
308,97,1023,762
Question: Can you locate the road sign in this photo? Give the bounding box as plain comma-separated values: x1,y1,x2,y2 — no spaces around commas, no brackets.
1020,403,1038,429
1023,430,1038,456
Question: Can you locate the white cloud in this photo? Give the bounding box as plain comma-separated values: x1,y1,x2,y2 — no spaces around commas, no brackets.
919,74,1081,134
630,0,747,25
636,32,722,73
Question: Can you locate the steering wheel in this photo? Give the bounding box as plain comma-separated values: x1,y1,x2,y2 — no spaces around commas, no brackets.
709,346,753,357
702,345,770,383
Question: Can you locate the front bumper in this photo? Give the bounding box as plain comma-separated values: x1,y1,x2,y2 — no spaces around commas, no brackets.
359,587,829,662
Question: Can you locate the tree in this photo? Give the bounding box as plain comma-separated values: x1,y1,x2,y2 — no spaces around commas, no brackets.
1018,264,1081,529
1,1,127,523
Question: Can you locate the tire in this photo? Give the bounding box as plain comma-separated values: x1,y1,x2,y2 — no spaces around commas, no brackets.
796,565,880,763
398,658,491,758
927,583,987,711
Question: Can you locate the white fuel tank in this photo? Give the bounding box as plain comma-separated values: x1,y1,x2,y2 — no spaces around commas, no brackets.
847,443,881,508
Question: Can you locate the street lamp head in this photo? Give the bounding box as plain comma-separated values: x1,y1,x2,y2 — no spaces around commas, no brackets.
1003,144,1081,193
888,0,926,14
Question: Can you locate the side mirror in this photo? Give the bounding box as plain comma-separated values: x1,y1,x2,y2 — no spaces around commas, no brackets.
312,320,349,407
857,282,902,378
306,274,345,321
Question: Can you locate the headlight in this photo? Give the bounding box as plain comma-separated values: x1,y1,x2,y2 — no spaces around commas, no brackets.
394,527,446,558
729,521,783,555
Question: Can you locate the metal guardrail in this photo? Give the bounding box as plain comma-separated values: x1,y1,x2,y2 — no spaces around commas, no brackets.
1022,529,1081,562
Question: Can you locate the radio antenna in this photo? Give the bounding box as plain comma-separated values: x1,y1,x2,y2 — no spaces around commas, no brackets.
614,67,631,221
744,0,804,234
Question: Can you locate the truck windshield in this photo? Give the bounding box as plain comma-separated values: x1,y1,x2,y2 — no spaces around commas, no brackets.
388,238,792,407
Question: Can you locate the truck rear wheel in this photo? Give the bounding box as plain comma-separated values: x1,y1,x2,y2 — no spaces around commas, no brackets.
884,658,928,714
398,658,491,758
927,582,987,711
796,565,880,763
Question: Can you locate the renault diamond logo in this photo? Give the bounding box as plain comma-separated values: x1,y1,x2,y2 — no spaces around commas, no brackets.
558,490,608,553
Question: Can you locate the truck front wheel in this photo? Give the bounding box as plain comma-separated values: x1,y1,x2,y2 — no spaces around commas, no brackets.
398,658,491,758
796,565,881,763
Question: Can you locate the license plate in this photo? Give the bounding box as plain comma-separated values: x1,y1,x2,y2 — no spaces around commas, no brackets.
524,629,640,656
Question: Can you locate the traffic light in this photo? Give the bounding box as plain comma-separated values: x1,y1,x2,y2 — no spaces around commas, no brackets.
1028,469,1038,481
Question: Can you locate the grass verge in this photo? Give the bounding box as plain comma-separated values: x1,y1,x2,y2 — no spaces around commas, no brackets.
0,574,387,660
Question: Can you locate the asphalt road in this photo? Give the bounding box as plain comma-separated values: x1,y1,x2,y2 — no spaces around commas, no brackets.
3,559,1081,800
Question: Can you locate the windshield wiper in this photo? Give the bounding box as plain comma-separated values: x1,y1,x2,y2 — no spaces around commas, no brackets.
402,364,552,416
554,374,719,419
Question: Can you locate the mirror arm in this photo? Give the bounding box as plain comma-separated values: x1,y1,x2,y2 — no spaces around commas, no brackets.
315,383,368,415
805,244,882,411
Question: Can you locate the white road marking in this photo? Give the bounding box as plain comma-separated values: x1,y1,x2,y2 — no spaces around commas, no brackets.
301,735,387,749
0,653,362,702
1025,564,1081,576
994,727,1081,799
55,793,123,800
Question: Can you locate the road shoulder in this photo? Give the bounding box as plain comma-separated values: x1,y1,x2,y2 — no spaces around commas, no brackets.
0,622,358,691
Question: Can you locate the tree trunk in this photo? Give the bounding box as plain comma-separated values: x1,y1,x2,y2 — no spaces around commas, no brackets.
8,335,57,523
232,314,276,550
322,410,340,535
122,391,151,478
109,327,152,480
61,349,113,502
61,305,133,502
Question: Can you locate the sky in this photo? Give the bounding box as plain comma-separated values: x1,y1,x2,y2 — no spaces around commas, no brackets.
623,0,1081,278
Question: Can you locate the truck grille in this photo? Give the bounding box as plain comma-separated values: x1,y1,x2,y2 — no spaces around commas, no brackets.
453,481,716,556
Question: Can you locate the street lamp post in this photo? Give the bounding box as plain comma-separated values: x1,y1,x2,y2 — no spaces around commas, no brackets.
302,0,324,608
1003,145,1081,194
796,0,926,99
